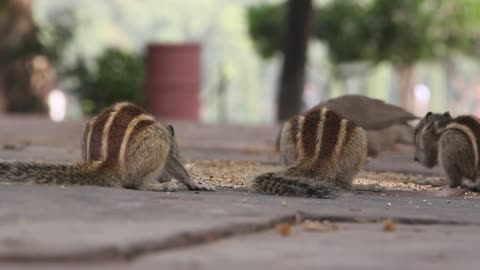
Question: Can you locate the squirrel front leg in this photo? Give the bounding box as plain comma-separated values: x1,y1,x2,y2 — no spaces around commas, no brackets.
162,155,215,191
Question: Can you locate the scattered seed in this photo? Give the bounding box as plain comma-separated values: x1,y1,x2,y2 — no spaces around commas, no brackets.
189,160,449,192
302,220,339,233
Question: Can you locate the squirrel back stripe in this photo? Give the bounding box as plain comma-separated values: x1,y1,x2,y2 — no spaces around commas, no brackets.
120,115,157,170
331,119,348,159
85,102,147,166
288,116,300,152
294,116,305,163
101,110,119,162
317,109,343,162
285,116,302,165
454,116,480,166
104,104,145,166
88,107,115,162
82,119,94,162
445,116,480,168
313,107,327,162
342,120,357,150
301,109,322,159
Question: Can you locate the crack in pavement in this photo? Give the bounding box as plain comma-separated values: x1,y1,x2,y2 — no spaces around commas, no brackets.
1,212,478,265
298,212,479,226
0,215,297,264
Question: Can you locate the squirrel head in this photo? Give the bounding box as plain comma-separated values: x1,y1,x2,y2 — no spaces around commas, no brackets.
167,124,182,159
414,112,453,168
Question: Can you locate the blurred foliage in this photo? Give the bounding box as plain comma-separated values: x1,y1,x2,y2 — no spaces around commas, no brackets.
35,0,263,122
246,2,286,59
33,6,143,115
314,0,372,63
247,0,478,65
460,0,480,56
0,0,50,112
68,48,144,115
366,0,468,65
38,9,76,66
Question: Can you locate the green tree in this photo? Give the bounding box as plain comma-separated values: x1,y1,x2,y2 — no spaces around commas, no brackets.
313,0,372,95
314,0,372,64
247,0,475,111
248,0,313,121
247,3,286,59
366,0,469,109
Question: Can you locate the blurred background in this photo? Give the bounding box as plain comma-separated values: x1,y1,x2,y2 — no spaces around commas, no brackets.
1,0,480,124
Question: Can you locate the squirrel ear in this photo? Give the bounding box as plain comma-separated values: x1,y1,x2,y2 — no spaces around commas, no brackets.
425,112,433,119
167,125,175,137
443,112,451,118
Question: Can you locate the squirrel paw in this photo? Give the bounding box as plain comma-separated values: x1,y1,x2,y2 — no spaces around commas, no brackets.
189,182,216,191
143,182,179,192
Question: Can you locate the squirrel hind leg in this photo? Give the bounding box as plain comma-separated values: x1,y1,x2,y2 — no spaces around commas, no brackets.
122,124,171,189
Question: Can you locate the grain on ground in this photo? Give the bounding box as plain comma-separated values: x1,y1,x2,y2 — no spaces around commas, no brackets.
188,160,477,197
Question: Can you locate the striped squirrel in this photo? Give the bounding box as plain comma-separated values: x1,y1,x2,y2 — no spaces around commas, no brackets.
274,95,417,158
0,102,215,192
275,122,413,158
253,107,368,198
414,112,480,189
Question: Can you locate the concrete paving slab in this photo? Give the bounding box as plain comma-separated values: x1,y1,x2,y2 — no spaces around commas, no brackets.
134,223,480,270
0,185,288,262
3,222,480,270
0,185,478,263
0,116,476,270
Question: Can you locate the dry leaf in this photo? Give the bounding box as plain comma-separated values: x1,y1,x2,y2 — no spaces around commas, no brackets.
276,223,292,237
383,219,396,232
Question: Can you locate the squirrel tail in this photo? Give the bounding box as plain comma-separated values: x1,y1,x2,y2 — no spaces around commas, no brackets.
252,171,337,199
0,161,115,186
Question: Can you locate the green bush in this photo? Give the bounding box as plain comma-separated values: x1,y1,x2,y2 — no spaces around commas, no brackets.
72,48,144,115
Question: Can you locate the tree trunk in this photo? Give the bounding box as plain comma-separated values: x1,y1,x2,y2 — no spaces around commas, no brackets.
276,0,312,122
0,73,6,112
396,64,416,113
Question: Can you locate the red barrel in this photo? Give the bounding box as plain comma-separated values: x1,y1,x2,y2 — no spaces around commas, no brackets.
146,43,201,120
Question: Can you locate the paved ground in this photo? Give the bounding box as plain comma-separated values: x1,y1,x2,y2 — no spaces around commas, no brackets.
0,116,478,269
